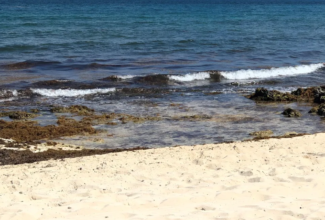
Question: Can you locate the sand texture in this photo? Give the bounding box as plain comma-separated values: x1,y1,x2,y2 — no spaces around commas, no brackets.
1,134,325,220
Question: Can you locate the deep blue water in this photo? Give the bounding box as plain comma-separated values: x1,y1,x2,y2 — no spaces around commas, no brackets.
1,0,325,75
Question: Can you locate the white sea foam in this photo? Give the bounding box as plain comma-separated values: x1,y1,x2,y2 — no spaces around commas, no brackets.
0,89,18,97
220,63,324,80
31,88,116,97
119,75,139,79
168,72,211,82
0,97,16,102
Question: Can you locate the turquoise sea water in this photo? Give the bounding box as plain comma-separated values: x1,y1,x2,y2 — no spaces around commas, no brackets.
1,0,325,148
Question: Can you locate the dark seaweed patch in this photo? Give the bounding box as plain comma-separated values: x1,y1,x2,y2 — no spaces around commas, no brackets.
0,147,148,165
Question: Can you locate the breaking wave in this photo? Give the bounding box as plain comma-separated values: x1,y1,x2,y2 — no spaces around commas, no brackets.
164,63,324,82
168,72,211,82
31,88,116,97
220,63,324,80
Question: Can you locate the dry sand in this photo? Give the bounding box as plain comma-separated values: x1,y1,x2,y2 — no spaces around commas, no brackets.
1,134,325,220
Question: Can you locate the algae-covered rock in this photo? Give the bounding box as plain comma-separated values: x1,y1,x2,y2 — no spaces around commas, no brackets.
249,87,325,103
81,112,161,125
118,115,161,124
283,131,298,136
312,103,325,116
291,86,325,103
0,118,96,142
308,106,319,114
282,108,302,117
248,88,297,102
172,114,212,121
249,130,273,138
51,105,94,116
0,111,38,120
308,103,325,116
30,109,40,113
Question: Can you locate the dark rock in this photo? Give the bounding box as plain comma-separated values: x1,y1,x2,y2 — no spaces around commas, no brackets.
248,88,297,102
282,108,302,117
119,88,169,95
249,87,325,103
101,75,121,82
208,71,224,82
135,74,169,85
32,80,71,87
204,91,222,95
291,87,323,103
309,103,325,116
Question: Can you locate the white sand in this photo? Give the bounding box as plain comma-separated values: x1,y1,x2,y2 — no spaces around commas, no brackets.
1,133,325,220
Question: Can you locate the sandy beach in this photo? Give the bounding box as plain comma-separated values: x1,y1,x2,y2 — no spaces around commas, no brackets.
0,134,324,220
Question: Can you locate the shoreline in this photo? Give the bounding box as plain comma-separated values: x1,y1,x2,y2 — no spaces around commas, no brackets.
1,133,325,219
0,131,306,166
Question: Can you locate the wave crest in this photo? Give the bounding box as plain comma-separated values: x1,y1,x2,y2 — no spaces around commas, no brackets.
220,63,324,80
31,88,116,97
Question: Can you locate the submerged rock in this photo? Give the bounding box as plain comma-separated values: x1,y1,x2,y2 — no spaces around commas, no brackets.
0,118,96,142
0,111,38,120
249,130,273,138
30,109,40,113
282,108,302,117
118,87,169,96
171,114,212,121
2,61,36,70
51,105,94,116
81,112,161,125
101,75,122,82
283,131,299,136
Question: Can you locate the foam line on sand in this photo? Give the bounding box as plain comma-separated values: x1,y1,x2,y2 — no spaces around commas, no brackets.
1,134,325,219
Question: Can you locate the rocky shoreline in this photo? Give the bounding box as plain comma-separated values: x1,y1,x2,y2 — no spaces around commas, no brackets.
1,85,325,165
